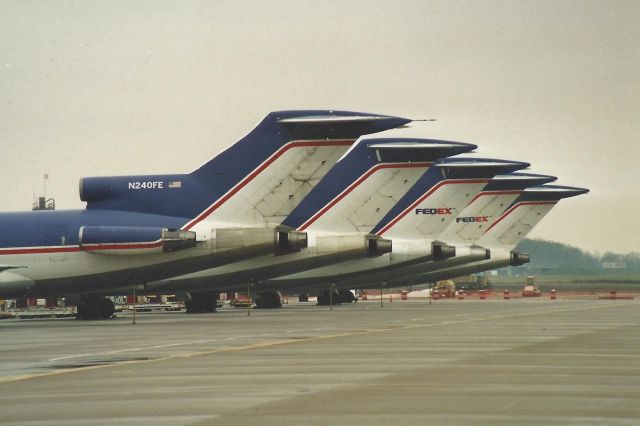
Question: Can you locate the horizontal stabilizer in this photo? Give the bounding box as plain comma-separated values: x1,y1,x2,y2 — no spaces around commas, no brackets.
367,138,476,162
434,158,530,178
275,110,411,140
278,115,394,124
519,185,590,202
482,173,557,191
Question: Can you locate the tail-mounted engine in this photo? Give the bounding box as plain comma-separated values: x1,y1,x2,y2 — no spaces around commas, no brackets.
367,237,392,256
469,245,491,260
510,251,530,266
275,228,308,254
432,241,456,261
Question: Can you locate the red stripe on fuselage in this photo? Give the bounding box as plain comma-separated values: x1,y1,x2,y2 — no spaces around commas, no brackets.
0,246,82,255
297,162,432,232
80,239,164,251
0,240,164,255
183,139,354,231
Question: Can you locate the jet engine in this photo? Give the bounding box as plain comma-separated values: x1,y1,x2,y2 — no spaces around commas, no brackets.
510,251,530,266
432,241,456,261
276,229,308,254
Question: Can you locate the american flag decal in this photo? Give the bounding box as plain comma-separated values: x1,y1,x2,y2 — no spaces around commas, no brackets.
168,181,182,188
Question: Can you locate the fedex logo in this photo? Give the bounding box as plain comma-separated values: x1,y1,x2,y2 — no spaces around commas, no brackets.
415,208,453,215
456,216,489,223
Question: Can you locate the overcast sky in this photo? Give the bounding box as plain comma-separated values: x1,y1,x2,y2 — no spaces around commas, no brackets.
1,0,638,254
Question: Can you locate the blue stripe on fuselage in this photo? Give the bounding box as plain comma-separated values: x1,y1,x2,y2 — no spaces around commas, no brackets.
0,210,187,249
83,111,410,220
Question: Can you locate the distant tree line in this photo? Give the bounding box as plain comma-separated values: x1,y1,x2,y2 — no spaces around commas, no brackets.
513,239,640,274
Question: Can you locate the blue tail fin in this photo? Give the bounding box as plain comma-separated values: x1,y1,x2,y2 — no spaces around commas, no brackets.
281,138,477,233
81,110,410,230
371,158,530,239
437,173,558,245
478,185,589,249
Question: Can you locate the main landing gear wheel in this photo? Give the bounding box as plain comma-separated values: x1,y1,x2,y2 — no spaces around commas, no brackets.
337,289,356,304
316,289,340,306
255,291,282,309
76,294,115,320
185,292,218,313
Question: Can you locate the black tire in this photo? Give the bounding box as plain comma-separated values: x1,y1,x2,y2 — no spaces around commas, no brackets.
186,293,217,313
99,297,115,319
76,295,109,320
255,291,282,309
338,289,355,304
316,289,339,306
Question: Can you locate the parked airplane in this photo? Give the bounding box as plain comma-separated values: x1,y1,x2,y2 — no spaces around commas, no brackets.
146,137,477,310
278,184,589,295
251,158,530,302
0,110,410,318
267,173,558,294
153,158,530,305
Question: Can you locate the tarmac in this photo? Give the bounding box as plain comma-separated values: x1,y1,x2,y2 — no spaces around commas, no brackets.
1,296,640,425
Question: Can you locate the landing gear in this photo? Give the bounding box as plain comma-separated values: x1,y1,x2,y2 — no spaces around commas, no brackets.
76,294,115,320
316,289,339,306
185,292,218,313
338,289,356,304
254,291,282,309
316,289,356,305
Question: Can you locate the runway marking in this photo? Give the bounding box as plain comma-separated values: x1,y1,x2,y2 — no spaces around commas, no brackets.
1,301,636,384
48,332,278,362
0,414,222,425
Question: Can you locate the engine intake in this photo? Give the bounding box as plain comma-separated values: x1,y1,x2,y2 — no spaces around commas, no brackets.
432,241,456,261
276,230,308,254
470,245,491,260
510,251,530,266
367,237,392,256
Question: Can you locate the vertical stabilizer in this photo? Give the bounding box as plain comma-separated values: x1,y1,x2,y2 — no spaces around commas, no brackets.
82,111,410,230
282,138,476,234
477,185,589,250
438,173,557,245
372,158,530,240
184,111,411,229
